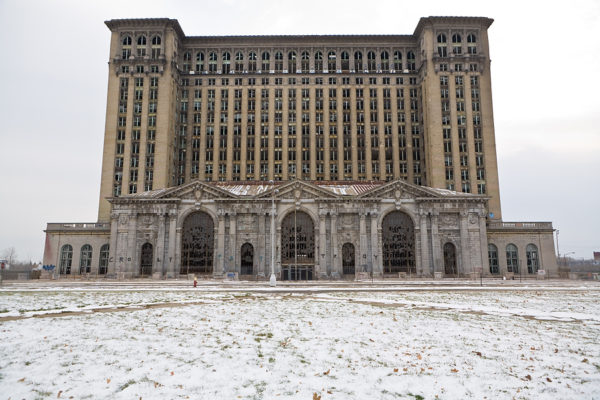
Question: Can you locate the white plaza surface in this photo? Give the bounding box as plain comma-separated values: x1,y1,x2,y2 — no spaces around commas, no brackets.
1,281,599,399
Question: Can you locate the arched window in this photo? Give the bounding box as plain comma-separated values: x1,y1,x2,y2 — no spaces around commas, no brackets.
79,244,92,274
437,33,448,57
467,34,477,54
380,51,389,71
136,36,146,57
367,51,376,71
328,51,336,71
183,51,192,72
196,52,204,72
274,51,283,72
506,244,519,273
99,244,109,275
151,36,161,59
208,52,217,73
122,36,132,59
301,51,310,72
314,51,323,72
488,244,499,274
382,211,415,274
59,244,73,275
354,51,363,71
288,51,297,72
248,51,257,72
222,52,231,74
526,244,539,274
341,51,350,71
407,51,416,71
393,51,402,70
261,51,270,71
452,33,462,55
235,51,244,72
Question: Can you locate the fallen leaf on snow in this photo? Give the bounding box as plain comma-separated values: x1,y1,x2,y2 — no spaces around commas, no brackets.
17,378,25,382
450,368,458,373
393,368,398,373
57,391,62,398
313,393,321,400
546,377,552,382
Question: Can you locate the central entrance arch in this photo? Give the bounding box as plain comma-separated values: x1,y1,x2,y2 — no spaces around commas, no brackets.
181,211,214,275
342,243,355,275
140,242,153,276
443,242,457,276
281,210,315,280
382,211,416,275
240,243,254,275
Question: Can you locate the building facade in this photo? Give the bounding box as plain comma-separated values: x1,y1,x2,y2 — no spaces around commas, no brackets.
43,17,558,279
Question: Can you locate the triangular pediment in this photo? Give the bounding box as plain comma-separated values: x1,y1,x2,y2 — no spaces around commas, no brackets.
156,180,238,200
358,179,443,200
256,180,340,200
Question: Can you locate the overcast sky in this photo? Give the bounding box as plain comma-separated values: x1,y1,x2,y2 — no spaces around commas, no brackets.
0,0,598,262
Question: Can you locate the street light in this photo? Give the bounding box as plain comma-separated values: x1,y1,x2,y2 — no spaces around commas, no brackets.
563,251,575,268
269,180,277,287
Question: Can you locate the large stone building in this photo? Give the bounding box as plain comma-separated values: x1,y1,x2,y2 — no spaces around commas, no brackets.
43,16,558,279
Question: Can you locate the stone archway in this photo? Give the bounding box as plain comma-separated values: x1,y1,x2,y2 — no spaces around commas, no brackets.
281,210,315,280
382,211,416,274
181,211,214,275
241,243,254,275
140,243,153,276
443,242,457,276
342,242,355,275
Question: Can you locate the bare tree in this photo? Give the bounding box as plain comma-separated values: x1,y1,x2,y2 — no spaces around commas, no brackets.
1,247,17,265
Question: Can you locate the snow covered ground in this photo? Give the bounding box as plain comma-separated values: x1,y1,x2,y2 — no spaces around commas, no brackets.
1,284,599,399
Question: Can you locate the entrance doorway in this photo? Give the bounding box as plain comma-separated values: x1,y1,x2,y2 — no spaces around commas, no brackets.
241,243,254,275
140,243,153,276
281,210,315,280
342,242,355,275
181,212,214,275
444,242,457,276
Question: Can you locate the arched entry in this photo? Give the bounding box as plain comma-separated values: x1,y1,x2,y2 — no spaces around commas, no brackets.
443,242,457,276
281,210,315,280
382,211,415,274
342,243,355,275
181,212,214,275
241,243,254,275
140,243,153,276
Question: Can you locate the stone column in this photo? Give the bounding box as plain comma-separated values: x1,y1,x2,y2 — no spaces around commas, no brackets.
318,210,327,279
478,210,488,275
257,211,266,277
108,212,119,275
216,210,226,277
459,210,470,276
174,227,182,277
127,212,138,275
330,212,341,277
419,211,430,277
155,213,166,277
167,209,177,278
229,212,237,274
359,211,367,272
370,213,381,277
431,211,442,275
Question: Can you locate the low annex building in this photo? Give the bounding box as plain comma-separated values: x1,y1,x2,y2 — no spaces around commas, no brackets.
43,16,558,279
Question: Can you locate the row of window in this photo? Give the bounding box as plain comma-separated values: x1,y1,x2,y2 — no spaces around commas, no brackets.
59,244,109,275
488,243,539,275
180,49,417,73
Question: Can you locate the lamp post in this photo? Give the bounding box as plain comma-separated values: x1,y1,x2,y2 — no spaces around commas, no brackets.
563,251,575,268
269,180,277,287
